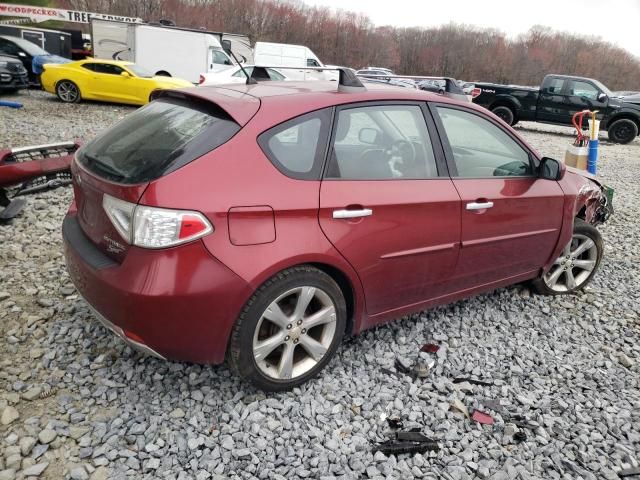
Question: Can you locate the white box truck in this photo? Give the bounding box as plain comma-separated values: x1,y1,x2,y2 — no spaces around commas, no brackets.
91,19,251,83
253,42,334,81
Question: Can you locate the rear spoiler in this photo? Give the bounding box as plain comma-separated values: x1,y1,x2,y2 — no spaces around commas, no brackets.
247,65,364,92
245,66,467,100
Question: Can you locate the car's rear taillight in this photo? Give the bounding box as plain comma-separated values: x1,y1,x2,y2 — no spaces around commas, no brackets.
199,74,205,85
471,87,482,98
103,194,213,249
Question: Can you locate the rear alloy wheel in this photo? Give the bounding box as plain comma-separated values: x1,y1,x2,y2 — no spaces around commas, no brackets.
607,119,638,144
533,219,603,295
491,105,515,126
228,266,346,391
56,80,81,103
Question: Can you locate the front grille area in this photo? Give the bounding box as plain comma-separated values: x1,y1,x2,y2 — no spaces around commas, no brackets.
7,62,24,73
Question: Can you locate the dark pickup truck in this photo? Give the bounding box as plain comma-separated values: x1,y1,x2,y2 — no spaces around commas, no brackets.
472,74,640,144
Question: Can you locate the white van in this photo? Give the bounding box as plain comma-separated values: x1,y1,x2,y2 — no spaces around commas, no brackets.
253,42,332,81
92,20,240,83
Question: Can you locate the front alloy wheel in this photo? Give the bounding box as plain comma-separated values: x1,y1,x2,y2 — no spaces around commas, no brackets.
533,219,603,295
228,266,346,391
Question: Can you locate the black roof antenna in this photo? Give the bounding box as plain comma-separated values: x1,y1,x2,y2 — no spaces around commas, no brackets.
225,49,257,85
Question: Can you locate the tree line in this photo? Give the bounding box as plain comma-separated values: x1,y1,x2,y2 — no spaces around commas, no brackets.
56,0,640,90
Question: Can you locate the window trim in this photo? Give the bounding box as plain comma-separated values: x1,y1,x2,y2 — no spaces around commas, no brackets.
257,107,333,181
321,100,449,181
428,102,539,179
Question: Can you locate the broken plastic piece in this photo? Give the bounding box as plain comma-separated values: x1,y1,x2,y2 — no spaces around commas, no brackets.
450,399,470,419
453,377,493,386
387,417,404,429
396,431,431,442
373,430,440,456
618,467,640,478
421,343,440,353
471,410,494,425
513,431,527,443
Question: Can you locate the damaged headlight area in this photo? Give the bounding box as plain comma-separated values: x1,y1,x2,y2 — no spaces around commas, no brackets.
578,181,614,226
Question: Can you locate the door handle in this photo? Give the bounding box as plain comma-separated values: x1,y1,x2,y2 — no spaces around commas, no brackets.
333,208,373,219
466,201,494,210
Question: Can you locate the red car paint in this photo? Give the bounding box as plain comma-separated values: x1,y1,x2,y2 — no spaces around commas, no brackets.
63,81,608,364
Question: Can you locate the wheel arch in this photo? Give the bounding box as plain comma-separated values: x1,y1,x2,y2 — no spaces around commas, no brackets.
245,256,365,337
605,113,640,132
489,96,521,114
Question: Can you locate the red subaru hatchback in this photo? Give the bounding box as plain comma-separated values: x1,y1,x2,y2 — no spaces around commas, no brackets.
63,72,612,390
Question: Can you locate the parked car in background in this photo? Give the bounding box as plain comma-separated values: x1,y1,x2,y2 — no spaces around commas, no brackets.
0,35,71,86
0,35,48,84
360,76,416,89
0,54,28,93
40,59,192,106
473,74,640,144
63,72,612,391
356,67,395,77
418,79,445,93
457,81,475,95
199,65,287,86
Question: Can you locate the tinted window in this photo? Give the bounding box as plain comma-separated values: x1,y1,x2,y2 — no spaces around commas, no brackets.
211,50,230,65
436,107,532,178
327,105,437,180
93,63,124,75
0,36,47,56
570,81,599,100
0,38,20,56
77,97,240,184
545,78,565,94
81,63,95,71
258,109,331,180
306,58,320,67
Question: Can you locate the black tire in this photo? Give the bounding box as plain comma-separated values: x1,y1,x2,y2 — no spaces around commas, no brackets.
491,105,515,126
56,80,81,103
532,218,603,295
607,118,638,144
227,265,347,391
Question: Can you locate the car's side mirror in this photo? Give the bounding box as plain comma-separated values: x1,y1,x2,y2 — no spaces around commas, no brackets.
358,128,380,145
539,157,565,180
221,39,232,55
120,71,131,78
597,92,607,102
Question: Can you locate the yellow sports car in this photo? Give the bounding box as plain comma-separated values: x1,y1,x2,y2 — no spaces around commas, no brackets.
41,59,193,106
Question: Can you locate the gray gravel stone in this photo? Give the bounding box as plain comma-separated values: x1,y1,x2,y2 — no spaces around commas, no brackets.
37,429,57,444
0,407,19,425
22,462,49,477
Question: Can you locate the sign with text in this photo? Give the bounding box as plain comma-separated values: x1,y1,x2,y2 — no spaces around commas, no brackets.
0,3,142,24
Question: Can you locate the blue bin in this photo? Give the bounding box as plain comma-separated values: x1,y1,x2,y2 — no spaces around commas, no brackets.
587,140,598,175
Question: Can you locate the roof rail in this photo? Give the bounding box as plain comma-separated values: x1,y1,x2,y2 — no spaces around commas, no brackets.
248,66,365,92
357,74,468,101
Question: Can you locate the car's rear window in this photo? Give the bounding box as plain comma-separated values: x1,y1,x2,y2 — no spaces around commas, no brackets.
76,96,240,184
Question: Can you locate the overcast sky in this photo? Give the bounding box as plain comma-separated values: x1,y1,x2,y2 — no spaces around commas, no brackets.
301,0,640,58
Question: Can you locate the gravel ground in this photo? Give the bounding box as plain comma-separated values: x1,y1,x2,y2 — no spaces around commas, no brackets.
1,90,639,480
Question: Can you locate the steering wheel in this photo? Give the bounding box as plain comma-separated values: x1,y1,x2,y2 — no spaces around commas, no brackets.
390,139,416,164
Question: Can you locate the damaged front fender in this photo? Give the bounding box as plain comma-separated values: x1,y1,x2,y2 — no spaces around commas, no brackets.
565,167,613,226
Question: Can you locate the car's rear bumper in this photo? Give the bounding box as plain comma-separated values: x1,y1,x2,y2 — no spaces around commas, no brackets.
63,212,252,364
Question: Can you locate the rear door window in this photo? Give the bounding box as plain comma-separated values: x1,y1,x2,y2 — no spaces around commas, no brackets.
258,109,332,180
93,63,124,75
77,96,240,184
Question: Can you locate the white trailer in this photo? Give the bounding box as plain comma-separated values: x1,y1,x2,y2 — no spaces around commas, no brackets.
91,19,249,83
